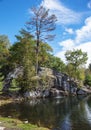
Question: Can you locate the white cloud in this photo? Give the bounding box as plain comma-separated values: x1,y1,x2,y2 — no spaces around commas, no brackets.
75,17,91,44
65,28,74,34
40,1,91,67
41,0,81,24
87,0,91,9
56,16,91,67
59,39,74,50
56,50,66,63
56,39,75,64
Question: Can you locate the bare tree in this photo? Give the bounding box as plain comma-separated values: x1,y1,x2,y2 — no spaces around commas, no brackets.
26,6,57,75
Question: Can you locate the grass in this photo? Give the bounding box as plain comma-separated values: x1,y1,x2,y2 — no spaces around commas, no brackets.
0,117,50,130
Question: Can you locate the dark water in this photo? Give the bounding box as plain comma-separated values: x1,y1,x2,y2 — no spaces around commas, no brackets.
0,96,91,130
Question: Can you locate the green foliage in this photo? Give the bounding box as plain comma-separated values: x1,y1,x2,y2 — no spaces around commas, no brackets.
65,63,75,78
44,54,66,72
76,68,85,87
0,35,11,92
38,42,53,67
65,49,88,81
40,74,54,89
84,74,91,86
0,76,3,92
11,33,36,92
65,49,88,71
0,35,10,66
9,79,20,91
76,68,85,81
0,35,12,82
0,35,10,47
0,65,4,92
10,32,35,67
88,63,91,73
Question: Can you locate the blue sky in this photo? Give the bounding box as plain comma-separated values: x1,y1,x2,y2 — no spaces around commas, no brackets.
0,0,91,67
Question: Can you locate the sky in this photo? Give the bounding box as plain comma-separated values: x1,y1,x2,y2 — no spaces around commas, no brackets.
0,0,91,67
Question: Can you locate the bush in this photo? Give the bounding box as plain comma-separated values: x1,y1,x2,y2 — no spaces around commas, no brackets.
84,74,91,86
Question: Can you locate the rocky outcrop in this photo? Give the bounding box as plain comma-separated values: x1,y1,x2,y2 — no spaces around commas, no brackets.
39,67,78,94
3,66,91,98
24,67,78,98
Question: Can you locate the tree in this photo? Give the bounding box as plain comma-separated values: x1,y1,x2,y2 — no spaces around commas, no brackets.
0,35,10,65
84,63,91,87
26,6,57,74
0,66,4,91
0,35,10,48
65,49,88,84
10,30,35,67
9,30,36,92
65,63,75,77
65,49,88,73
84,74,91,87
0,35,11,82
44,54,66,72
9,29,53,92
38,43,53,67
88,63,91,73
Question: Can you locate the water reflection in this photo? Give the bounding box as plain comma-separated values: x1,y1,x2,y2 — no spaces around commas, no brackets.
0,96,91,130
85,103,91,124
59,114,72,130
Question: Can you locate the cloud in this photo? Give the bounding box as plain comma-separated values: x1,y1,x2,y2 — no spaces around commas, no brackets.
75,16,91,44
65,28,74,34
59,39,74,50
41,0,81,24
40,0,91,67
87,0,91,9
56,16,91,67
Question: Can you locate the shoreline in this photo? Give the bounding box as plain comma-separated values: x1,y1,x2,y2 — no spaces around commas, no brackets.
0,117,50,130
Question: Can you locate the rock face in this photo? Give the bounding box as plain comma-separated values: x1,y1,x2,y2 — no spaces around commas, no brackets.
77,87,91,95
77,89,87,95
2,66,85,98
24,89,50,99
39,67,78,96
2,66,23,92
24,67,78,98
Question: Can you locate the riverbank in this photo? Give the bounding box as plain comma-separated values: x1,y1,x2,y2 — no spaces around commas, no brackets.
0,117,50,130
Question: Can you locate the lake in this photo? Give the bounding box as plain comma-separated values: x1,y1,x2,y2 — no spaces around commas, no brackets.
0,95,91,130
